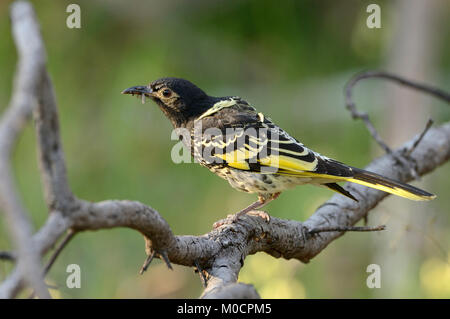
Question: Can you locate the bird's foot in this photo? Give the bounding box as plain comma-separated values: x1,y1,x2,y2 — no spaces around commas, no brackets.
213,194,280,228
213,210,270,228
246,210,271,222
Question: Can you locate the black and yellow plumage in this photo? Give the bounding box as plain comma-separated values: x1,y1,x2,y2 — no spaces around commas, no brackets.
122,78,435,219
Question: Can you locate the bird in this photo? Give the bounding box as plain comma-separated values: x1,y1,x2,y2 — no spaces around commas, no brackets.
122,77,435,222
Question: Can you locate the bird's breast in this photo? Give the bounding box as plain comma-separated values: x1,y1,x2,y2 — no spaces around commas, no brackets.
205,166,313,195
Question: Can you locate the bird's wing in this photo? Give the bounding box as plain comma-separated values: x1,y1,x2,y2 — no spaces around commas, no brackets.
194,97,352,176
193,98,435,201
212,120,353,177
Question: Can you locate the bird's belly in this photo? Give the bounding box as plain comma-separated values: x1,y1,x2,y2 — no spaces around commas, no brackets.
209,166,313,194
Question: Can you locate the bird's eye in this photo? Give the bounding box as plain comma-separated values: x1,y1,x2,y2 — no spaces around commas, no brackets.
162,89,172,98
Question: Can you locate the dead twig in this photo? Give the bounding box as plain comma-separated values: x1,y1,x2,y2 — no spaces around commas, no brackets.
344,70,448,180
0,252,15,262
308,225,386,234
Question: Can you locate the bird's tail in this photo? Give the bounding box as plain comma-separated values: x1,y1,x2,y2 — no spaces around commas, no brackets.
347,168,436,201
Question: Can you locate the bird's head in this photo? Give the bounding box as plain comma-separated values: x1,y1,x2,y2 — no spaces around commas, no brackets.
122,77,210,127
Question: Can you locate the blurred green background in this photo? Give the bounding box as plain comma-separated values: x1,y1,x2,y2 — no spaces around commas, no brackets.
0,0,449,298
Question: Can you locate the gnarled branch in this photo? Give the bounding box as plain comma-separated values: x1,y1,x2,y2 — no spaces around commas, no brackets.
1,1,449,299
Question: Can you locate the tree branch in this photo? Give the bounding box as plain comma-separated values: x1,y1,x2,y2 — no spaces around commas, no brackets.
0,1,51,299
1,1,449,299
344,70,449,180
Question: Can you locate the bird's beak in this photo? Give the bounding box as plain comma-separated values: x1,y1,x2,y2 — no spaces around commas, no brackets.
121,85,153,97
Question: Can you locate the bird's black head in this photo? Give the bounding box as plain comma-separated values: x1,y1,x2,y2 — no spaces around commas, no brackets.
122,77,211,127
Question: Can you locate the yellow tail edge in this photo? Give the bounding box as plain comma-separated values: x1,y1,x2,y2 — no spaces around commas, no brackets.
276,169,436,201
348,177,436,201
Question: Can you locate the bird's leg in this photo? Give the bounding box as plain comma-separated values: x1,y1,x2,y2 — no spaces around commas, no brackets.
234,196,267,219
213,199,263,228
213,192,280,228
244,192,280,222
236,192,280,219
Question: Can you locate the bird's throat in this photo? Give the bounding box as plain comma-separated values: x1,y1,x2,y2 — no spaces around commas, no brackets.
156,104,188,128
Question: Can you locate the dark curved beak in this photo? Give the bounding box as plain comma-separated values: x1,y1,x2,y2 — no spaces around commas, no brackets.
121,85,153,96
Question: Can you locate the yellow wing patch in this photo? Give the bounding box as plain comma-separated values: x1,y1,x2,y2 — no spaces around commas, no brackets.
214,147,254,170
209,127,320,173
214,147,318,173
259,154,318,172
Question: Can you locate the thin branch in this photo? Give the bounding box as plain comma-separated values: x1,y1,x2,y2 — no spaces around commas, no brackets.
194,260,208,288
404,118,434,157
344,70,448,180
139,251,155,275
43,230,76,276
345,71,450,117
308,224,386,234
0,252,15,262
27,230,76,299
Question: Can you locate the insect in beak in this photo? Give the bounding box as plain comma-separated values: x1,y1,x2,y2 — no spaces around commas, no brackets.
121,86,153,104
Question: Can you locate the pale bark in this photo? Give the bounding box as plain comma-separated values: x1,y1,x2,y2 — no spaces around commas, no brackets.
1,1,449,299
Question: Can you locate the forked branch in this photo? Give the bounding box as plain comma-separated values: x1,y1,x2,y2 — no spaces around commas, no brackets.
1,1,449,299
